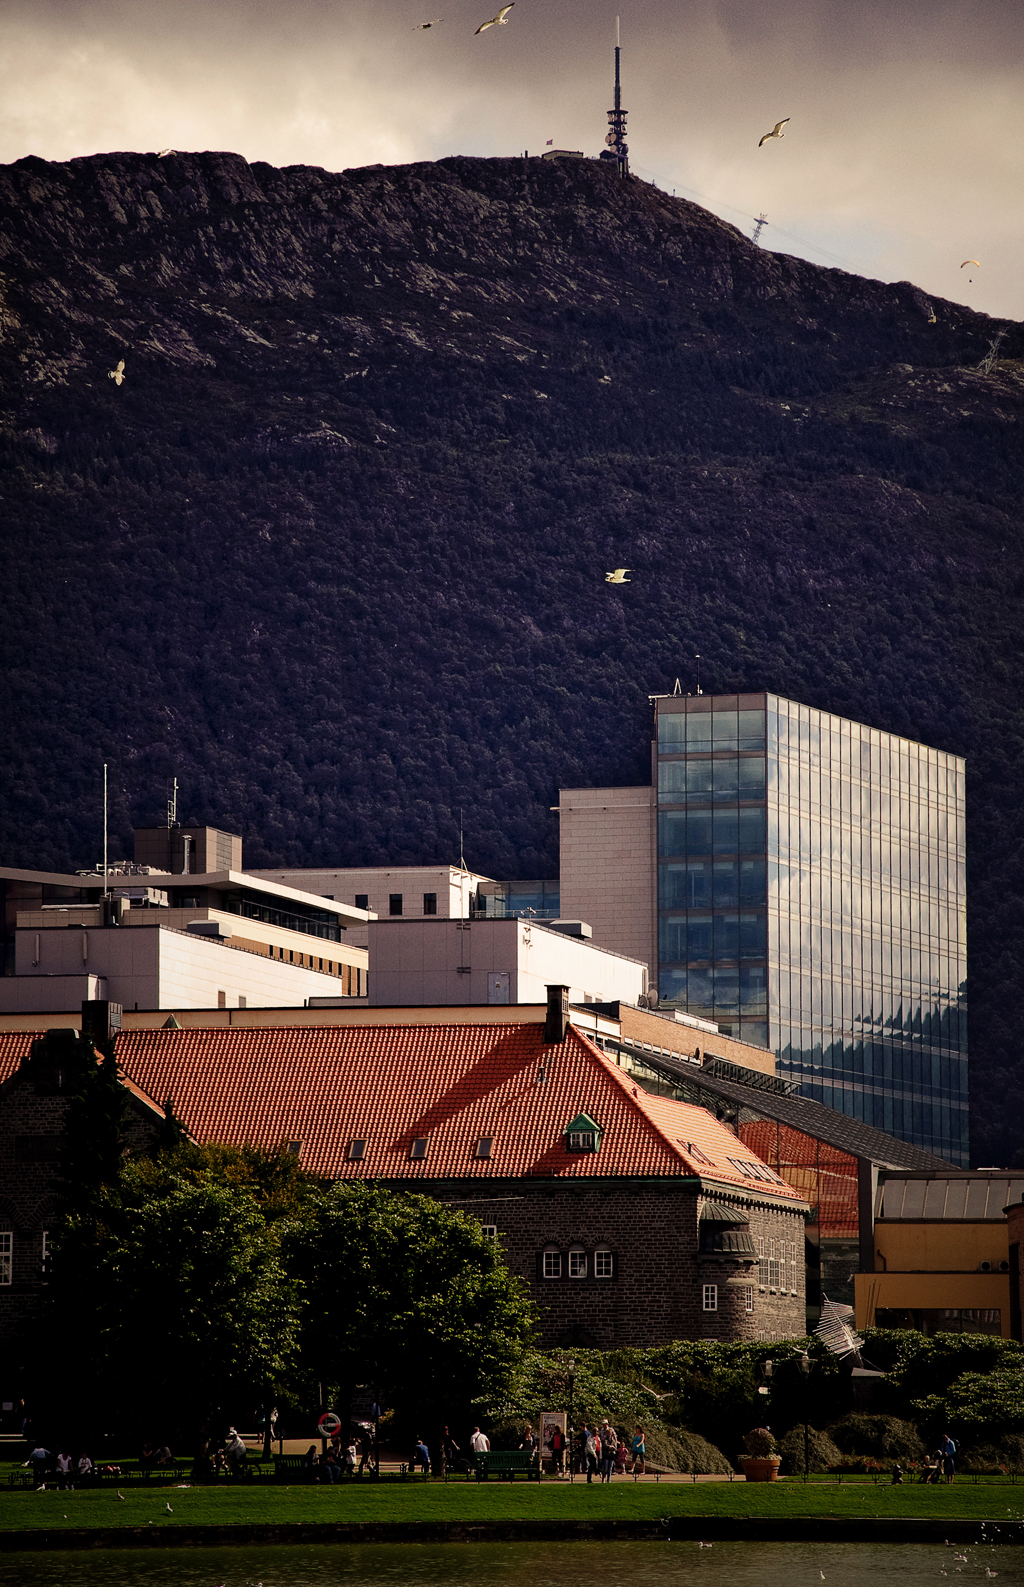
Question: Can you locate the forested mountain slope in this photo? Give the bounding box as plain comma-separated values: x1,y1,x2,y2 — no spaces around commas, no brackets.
1,150,1022,1159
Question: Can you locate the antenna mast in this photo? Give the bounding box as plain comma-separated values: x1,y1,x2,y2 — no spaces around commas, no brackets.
695,654,703,696
605,16,629,177
752,213,768,247
167,776,178,828
103,762,109,898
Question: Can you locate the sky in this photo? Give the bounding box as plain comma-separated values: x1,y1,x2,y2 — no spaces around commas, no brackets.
2,0,1023,321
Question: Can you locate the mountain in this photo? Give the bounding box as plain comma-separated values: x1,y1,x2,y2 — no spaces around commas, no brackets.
1,149,1023,1161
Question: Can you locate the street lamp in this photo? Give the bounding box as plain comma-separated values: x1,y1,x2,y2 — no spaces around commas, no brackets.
567,1358,576,1484
798,1351,812,1481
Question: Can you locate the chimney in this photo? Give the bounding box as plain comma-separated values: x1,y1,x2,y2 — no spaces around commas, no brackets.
544,984,570,1045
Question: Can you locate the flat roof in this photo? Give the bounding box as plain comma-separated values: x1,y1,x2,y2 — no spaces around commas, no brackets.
0,865,370,927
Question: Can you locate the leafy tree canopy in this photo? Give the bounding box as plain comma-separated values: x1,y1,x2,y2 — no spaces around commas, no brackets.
281,1182,536,1426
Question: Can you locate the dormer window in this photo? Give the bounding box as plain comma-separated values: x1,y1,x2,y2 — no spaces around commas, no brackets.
410,1137,428,1160
564,1112,602,1153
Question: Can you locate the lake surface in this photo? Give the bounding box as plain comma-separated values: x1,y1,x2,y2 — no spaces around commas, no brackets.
5,1541,1024,1587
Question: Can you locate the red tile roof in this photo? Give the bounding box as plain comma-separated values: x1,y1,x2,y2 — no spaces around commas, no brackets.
0,1025,804,1201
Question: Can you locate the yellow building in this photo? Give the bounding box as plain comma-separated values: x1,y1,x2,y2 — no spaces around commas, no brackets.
855,1171,1024,1339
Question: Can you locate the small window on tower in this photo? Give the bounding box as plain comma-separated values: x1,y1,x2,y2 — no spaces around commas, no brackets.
702,1284,718,1312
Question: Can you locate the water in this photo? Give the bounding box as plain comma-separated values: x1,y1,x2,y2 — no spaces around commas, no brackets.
4,1542,1024,1587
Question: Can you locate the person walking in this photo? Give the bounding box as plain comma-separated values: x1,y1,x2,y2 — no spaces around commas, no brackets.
599,1419,617,1482
630,1426,646,1476
582,1424,599,1483
440,1426,461,1475
56,1449,74,1490
549,1423,565,1475
941,1431,959,1483
470,1426,490,1454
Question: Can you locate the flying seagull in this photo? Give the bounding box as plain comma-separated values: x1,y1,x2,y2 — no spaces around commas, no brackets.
412,18,442,27
475,4,513,33
108,359,126,386
605,568,631,583
758,118,790,147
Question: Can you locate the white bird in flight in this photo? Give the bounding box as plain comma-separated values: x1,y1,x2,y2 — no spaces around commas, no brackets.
759,119,790,146
475,4,513,33
412,18,442,27
605,568,631,583
108,359,126,386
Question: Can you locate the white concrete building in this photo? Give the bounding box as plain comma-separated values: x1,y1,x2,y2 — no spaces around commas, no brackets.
8,922,357,1012
364,917,647,1009
249,864,492,949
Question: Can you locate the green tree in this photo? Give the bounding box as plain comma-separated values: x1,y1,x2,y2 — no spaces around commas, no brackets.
282,1183,535,1429
41,1156,299,1444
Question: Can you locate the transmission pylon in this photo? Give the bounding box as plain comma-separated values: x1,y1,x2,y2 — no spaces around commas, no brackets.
752,213,768,247
978,328,1007,375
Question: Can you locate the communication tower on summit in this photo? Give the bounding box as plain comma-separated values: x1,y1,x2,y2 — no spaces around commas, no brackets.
600,16,629,176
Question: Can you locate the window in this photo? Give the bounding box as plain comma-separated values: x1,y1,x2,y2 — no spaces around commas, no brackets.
768,1238,781,1291
758,1237,768,1290
685,1141,715,1166
703,1284,718,1312
744,1286,754,1314
568,1249,587,1278
543,1249,562,1279
481,1225,497,1240
238,995,247,1009
568,1131,595,1151
217,990,226,1008
423,892,437,916
410,1137,428,1159
594,1246,614,1279
389,894,403,916
0,1232,12,1286
355,894,368,910
476,1137,493,1159
286,1141,302,1157
41,1231,49,1281
348,1139,366,1161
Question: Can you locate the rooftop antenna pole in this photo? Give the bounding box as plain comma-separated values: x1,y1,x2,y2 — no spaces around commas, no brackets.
695,654,703,696
752,213,768,247
103,762,109,899
459,807,467,920
167,776,178,828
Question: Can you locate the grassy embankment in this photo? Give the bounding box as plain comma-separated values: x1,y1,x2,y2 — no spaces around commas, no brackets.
0,1476,1021,1531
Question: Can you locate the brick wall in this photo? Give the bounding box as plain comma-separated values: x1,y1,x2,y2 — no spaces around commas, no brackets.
425,1177,806,1346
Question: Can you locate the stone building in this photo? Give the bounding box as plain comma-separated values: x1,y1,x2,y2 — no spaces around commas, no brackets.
0,998,808,1353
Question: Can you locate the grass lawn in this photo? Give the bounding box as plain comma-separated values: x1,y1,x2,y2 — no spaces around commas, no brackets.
1,1477,1023,1532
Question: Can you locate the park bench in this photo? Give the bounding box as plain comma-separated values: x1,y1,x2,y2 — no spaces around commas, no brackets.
273,1454,316,1482
474,1450,540,1482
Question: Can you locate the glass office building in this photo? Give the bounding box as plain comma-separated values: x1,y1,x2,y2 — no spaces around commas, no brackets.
656,693,967,1164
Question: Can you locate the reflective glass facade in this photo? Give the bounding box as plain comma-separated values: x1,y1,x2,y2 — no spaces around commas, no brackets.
656,693,967,1165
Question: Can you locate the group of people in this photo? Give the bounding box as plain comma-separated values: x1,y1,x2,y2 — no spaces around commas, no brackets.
536,1419,645,1481
24,1445,96,1488
303,1431,373,1482
919,1432,960,1483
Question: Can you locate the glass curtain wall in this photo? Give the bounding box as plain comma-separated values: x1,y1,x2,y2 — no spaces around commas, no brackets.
656,693,968,1165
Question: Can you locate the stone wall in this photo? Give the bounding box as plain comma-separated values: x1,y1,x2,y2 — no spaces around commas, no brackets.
427,1177,806,1346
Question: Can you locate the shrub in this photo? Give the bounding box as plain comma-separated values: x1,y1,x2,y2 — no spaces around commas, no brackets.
743,1426,777,1456
777,1425,843,1475
645,1426,732,1474
828,1413,926,1461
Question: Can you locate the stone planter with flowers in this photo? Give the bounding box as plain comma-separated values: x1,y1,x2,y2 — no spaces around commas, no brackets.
739,1426,782,1482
